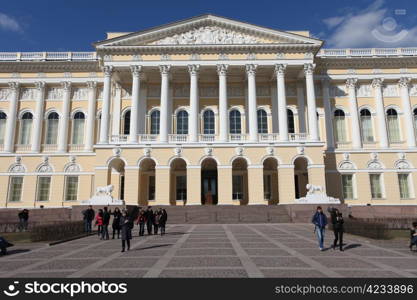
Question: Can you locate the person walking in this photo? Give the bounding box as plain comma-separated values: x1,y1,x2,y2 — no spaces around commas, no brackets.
330,208,344,251
101,207,110,240
18,209,29,232
120,210,132,252
410,222,417,251
137,209,146,236
159,208,167,236
146,206,154,235
82,205,95,233
0,236,13,255
95,209,104,238
112,207,122,239
153,211,160,235
311,206,328,251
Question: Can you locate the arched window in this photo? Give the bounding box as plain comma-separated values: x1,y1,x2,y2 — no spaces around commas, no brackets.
0,112,6,145
123,110,130,135
45,112,59,144
19,112,33,144
360,109,374,142
176,110,188,134
229,110,241,134
387,108,400,143
257,109,268,134
287,109,295,134
72,112,85,145
150,110,160,135
203,110,215,134
333,109,346,143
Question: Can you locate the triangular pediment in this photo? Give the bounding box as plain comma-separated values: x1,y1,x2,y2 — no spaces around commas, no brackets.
95,14,322,48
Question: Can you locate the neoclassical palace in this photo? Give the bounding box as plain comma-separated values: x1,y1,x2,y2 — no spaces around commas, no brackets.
1,15,417,208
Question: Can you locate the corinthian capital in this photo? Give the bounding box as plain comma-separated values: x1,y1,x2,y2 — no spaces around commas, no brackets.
8,82,20,91
159,65,171,75
130,65,142,77
345,78,358,89
303,63,315,75
245,64,257,76
274,64,287,76
398,77,411,88
60,81,72,91
216,64,228,76
86,81,97,90
35,81,46,90
187,64,200,76
371,78,384,88
102,65,113,77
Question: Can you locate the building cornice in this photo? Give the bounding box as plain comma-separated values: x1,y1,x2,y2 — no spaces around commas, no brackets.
0,61,100,72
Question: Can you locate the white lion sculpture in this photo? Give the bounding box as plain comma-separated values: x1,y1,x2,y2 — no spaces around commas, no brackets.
95,184,114,196
306,184,323,195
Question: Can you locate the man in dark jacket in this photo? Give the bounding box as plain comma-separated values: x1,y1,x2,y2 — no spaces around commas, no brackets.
101,207,111,240
0,237,13,255
18,209,29,232
329,208,344,251
83,205,95,233
159,208,168,236
146,206,153,235
311,206,328,251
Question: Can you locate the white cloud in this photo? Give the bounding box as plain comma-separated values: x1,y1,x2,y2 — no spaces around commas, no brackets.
323,0,417,47
0,12,22,33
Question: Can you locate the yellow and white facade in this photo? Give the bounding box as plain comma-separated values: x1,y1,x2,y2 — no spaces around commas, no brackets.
1,15,417,208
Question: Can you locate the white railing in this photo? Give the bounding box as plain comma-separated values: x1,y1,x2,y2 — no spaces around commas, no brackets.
138,134,159,143
259,133,279,142
289,133,309,141
110,135,128,143
68,144,85,151
15,144,31,151
199,134,216,142
318,47,417,57
229,134,246,142
335,142,351,149
42,144,58,152
0,51,97,61
169,134,188,143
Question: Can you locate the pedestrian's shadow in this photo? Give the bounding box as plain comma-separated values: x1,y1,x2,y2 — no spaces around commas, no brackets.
343,243,362,250
134,244,172,251
0,249,31,256
162,232,188,236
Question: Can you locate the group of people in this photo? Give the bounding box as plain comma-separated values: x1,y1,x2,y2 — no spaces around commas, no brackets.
311,206,344,251
82,205,168,252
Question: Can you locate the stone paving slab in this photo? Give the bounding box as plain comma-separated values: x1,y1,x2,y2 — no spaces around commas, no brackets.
1,223,416,278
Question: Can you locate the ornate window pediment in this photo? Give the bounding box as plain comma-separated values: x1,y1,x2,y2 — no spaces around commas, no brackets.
395,159,412,169
9,163,26,173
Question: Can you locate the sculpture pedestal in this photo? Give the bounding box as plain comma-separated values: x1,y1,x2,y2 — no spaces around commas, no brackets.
295,193,340,204
81,195,124,206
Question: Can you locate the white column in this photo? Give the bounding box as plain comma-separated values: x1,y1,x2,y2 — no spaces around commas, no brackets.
31,81,46,152
322,79,335,150
84,81,97,151
57,81,71,152
275,64,288,141
129,65,142,143
346,78,361,149
4,82,19,152
399,77,416,148
246,64,258,142
188,64,199,142
372,78,389,148
304,64,319,141
296,81,306,132
271,85,278,133
217,64,228,142
159,65,170,143
138,82,147,134
99,66,113,144
112,83,121,136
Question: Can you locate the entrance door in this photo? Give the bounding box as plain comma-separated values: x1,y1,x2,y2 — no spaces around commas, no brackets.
201,170,218,205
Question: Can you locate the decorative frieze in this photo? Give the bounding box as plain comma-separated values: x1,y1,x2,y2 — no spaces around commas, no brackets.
383,84,399,97
0,88,11,101
20,88,36,100
357,84,372,97
72,87,89,100
46,87,63,100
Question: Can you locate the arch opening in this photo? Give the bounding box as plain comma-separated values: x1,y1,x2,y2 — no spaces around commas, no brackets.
232,158,248,205
201,158,218,205
294,157,309,198
263,157,279,205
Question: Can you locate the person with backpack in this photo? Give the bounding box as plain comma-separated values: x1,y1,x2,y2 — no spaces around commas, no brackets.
95,209,103,238
311,206,328,251
120,210,132,252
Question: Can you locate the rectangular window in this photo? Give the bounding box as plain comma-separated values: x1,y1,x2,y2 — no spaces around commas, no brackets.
370,174,383,199
341,174,354,199
64,176,79,201
398,173,411,199
232,175,243,200
176,175,187,201
148,176,155,201
36,176,51,202
8,176,23,202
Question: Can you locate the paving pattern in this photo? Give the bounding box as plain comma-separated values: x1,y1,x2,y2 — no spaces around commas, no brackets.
1,224,416,278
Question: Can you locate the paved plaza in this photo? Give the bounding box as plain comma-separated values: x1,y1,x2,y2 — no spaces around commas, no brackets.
0,224,416,278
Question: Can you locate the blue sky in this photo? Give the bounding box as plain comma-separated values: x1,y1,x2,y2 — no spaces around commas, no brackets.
0,0,416,51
